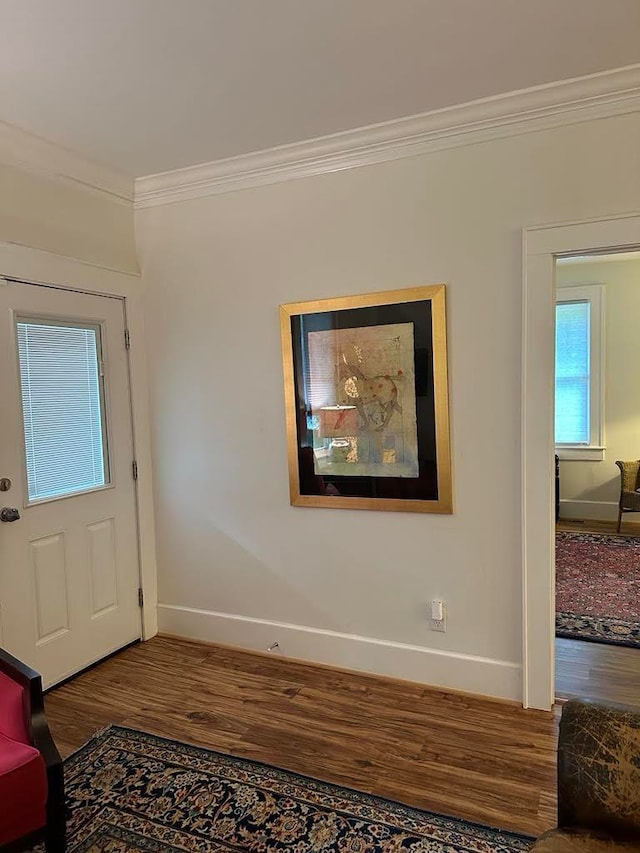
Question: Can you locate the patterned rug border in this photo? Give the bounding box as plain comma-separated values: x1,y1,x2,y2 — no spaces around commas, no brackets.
67,724,533,847
555,530,640,546
556,612,640,649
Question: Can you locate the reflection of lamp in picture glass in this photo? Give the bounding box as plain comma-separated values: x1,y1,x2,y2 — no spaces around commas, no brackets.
318,404,357,437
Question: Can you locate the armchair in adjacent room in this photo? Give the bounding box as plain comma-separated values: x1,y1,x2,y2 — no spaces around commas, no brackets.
533,698,640,853
615,460,640,533
0,647,65,852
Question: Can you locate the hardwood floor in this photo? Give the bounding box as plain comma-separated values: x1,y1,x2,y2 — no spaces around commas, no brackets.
555,637,640,705
557,517,640,536
44,636,559,837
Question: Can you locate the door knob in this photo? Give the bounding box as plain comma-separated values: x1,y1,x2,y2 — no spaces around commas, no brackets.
0,507,20,523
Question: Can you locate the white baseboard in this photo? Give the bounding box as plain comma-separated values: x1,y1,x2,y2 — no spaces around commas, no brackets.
157,604,521,702
559,498,635,523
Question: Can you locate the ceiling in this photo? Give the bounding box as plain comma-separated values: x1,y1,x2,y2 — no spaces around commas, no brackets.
1,0,639,178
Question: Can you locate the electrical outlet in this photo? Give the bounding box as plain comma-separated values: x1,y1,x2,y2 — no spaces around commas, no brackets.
429,600,447,632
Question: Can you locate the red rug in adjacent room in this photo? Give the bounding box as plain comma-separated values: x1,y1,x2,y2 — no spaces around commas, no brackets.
556,531,640,648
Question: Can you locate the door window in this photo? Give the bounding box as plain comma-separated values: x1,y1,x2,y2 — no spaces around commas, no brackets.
16,317,110,502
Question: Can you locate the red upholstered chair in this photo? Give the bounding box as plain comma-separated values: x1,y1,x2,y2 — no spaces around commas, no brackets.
0,648,65,852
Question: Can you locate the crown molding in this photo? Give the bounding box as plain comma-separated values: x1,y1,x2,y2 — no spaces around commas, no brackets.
135,64,640,209
0,121,133,203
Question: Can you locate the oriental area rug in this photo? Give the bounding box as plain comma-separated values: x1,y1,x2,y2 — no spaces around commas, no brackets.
556,531,640,648
53,726,531,852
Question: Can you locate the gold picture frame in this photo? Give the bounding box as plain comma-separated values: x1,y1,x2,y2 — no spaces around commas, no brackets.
280,284,452,513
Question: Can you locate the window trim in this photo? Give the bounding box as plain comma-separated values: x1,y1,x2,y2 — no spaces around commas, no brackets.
554,283,605,461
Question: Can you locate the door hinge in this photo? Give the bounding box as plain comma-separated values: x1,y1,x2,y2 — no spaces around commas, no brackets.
124,329,131,349
138,587,144,608
132,460,138,480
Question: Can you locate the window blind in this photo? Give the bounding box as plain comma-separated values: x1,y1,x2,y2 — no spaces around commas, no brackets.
16,320,108,502
555,301,590,444
306,328,338,411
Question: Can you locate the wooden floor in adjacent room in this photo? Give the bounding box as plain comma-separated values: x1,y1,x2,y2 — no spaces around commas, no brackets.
44,636,558,838
557,518,640,536
555,637,640,705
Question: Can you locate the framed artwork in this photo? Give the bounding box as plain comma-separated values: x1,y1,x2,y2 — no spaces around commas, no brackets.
280,284,452,513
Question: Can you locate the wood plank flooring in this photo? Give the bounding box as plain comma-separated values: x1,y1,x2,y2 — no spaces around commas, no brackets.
557,518,640,536
555,637,640,705
44,636,558,837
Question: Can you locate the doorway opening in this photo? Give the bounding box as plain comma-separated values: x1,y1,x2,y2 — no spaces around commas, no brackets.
553,250,640,705
522,213,640,711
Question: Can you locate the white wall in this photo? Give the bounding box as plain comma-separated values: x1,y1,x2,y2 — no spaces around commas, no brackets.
557,256,640,522
0,162,138,273
136,111,640,701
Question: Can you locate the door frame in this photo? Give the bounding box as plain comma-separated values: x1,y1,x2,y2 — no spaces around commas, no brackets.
0,241,158,641
522,211,640,710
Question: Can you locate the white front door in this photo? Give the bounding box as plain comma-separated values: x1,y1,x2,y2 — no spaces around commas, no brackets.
0,279,141,687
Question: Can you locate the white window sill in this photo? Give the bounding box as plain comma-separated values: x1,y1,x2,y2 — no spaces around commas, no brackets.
555,446,605,461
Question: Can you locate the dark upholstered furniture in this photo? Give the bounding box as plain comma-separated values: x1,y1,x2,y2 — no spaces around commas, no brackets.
533,698,640,853
0,647,65,852
615,460,640,533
